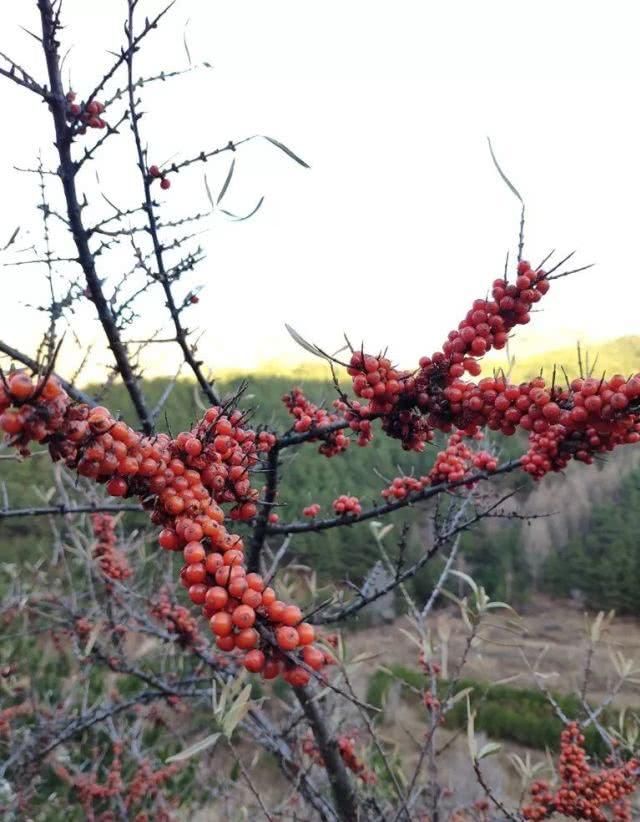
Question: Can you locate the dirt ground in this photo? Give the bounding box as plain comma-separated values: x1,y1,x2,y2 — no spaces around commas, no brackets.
191,596,640,820
349,594,640,708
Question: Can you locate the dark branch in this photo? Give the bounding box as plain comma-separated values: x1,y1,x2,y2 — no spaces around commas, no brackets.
124,1,220,406
267,458,523,535
0,503,142,520
37,0,154,434
295,686,359,822
247,446,280,572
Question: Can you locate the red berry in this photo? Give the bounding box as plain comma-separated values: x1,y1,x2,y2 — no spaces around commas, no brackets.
276,626,299,651
244,649,266,673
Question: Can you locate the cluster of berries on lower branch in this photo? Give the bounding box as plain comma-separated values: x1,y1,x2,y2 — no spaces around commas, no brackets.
91,513,133,584
282,387,349,455
522,723,638,821
302,730,376,784
50,740,180,822
382,432,497,500
0,372,329,685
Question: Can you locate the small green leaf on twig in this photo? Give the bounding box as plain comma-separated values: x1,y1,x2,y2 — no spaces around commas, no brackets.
217,158,236,204
262,136,310,168
487,138,523,203
166,732,220,763
477,741,502,760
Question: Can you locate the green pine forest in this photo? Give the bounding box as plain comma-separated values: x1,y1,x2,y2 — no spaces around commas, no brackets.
1,335,640,614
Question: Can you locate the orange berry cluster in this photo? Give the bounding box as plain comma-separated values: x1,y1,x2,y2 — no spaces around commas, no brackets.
303,503,321,518
522,723,638,821
74,617,93,640
302,731,377,784
91,513,133,583
381,473,425,500
65,91,107,130
208,591,328,686
337,397,376,448
150,586,203,648
428,432,496,485
418,651,441,677
381,432,496,501
343,260,550,451
348,354,410,414
51,741,179,822
344,353,411,448
0,701,32,738
521,374,640,478
422,690,441,713
0,372,328,684
282,387,349,456
332,495,362,516
344,261,640,476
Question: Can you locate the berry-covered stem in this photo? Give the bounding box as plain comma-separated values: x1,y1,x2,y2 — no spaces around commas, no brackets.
0,371,326,687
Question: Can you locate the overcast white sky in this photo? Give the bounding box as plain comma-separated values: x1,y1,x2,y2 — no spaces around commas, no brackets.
0,0,639,382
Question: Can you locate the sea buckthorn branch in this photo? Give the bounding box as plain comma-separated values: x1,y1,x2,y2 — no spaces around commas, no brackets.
0,688,204,777
35,160,58,365
0,371,333,689
227,738,277,822
0,49,48,98
277,263,640,540
522,723,639,821
0,370,373,820
34,0,155,434
161,133,309,180
0,339,96,406
91,513,133,583
473,758,521,821
339,259,640,470
294,685,360,822
2,7,640,820
124,0,221,407
82,0,177,114
101,64,204,112
281,387,351,455
48,742,182,821
87,203,149,238
267,457,523,536
402,588,500,820
0,502,142,520
276,417,350,449
339,665,409,817
74,110,130,171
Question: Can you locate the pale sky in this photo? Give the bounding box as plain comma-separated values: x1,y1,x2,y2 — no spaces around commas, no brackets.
1,0,639,383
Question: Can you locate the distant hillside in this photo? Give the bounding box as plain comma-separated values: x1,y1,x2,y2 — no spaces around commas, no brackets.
223,336,640,386
480,335,640,384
